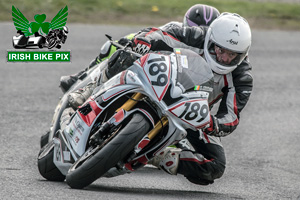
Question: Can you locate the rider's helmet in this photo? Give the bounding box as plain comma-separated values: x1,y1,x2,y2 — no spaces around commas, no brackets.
183,4,220,27
203,13,252,74
62,26,69,35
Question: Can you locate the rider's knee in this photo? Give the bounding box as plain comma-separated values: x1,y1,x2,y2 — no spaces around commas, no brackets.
178,154,226,185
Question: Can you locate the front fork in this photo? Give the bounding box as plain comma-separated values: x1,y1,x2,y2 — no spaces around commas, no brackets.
118,92,169,141
120,93,169,142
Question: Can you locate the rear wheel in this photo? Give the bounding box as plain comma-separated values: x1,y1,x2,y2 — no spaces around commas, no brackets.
66,113,150,189
37,141,65,182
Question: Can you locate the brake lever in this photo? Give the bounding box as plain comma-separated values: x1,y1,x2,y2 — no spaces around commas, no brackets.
105,34,142,58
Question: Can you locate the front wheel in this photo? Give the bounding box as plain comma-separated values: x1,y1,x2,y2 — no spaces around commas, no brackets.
66,113,151,189
47,38,57,49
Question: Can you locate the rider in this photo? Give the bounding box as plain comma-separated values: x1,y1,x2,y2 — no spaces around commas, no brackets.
59,4,220,93
129,12,253,185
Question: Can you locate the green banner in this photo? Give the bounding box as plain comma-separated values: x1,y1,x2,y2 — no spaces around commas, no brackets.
7,51,71,62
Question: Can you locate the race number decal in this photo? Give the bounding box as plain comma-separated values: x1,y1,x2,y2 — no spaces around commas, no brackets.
169,99,210,129
141,54,171,101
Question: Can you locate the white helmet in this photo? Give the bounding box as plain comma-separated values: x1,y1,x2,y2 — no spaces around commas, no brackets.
204,12,251,74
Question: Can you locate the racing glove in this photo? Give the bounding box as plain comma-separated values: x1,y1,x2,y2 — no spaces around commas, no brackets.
203,115,220,136
106,49,137,79
118,37,132,47
132,37,151,55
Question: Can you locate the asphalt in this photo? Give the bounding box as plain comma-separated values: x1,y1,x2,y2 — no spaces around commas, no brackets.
1,23,300,200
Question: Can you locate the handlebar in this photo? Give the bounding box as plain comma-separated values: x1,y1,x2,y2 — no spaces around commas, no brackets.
105,34,142,58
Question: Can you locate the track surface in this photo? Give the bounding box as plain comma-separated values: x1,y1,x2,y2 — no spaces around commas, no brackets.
1,23,300,199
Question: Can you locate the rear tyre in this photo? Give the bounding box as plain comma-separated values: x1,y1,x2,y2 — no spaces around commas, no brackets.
37,141,65,182
66,113,150,189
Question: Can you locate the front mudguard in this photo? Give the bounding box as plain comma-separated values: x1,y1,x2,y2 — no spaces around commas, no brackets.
52,130,78,176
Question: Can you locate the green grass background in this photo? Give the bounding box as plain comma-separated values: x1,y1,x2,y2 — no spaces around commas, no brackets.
2,0,300,30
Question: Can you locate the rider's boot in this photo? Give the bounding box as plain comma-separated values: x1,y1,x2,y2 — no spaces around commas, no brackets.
102,167,132,178
59,70,87,93
148,147,181,175
68,81,97,109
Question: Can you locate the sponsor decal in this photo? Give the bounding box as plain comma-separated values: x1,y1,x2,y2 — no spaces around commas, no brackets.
194,85,213,92
68,128,74,136
227,39,238,45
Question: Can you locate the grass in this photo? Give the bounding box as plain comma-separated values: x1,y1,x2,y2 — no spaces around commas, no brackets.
2,0,300,30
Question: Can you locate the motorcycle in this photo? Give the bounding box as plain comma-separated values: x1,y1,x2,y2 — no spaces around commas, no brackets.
37,35,214,189
46,27,68,49
12,30,46,49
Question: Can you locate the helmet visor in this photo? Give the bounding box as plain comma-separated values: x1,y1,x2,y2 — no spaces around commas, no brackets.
208,41,245,67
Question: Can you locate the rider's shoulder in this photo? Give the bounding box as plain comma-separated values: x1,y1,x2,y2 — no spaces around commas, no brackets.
232,57,253,84
159,21,182,31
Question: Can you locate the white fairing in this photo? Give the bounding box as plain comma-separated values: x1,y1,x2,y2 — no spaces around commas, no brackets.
63,113,92,156
12,35,23,45
53,48,213,174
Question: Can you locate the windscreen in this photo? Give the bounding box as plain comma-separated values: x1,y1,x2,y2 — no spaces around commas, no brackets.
174,48,214,93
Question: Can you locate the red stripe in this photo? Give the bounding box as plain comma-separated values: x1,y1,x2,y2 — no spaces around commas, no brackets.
224,118,239,126
162,31,179,42
120,71,126,85
224,93,239,126
145,28,179,42
145,28,160,36
138,54,150,68
209,94,223,106
134,38,150,47
233,93,238,115
78,101,102,127
224,75,228,86
180,158,214,165
113,109,125,123
203,132,211,143
139,109,154,126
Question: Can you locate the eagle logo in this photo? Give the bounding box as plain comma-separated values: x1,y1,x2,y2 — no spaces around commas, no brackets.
12,5,68,36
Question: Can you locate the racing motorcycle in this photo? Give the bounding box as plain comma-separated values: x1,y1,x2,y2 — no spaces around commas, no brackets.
37,35,214,189
46,27,68,49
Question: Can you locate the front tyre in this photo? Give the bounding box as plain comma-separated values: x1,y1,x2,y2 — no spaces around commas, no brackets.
47,38,57,49
66,113,150,189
